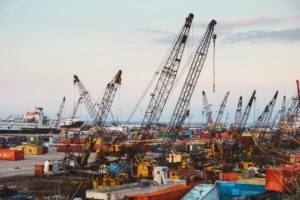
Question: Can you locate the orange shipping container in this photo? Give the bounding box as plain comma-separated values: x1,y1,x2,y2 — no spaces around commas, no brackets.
219,172,241,181
35,164,44,176
0,149,24,161
266,165,299,192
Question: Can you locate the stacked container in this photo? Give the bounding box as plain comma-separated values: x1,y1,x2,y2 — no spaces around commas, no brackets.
0,149,24,160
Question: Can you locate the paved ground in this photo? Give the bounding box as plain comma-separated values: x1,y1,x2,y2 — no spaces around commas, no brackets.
0,148,96,179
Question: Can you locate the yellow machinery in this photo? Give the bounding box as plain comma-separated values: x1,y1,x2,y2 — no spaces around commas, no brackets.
169,170,180,180
245,147,254,156
109,144,123,153
166,152,190,169
11,144,43,155
204,163,215,172
92,175,124,189
132,161,154,178
132,155,157,178
238,161,255,170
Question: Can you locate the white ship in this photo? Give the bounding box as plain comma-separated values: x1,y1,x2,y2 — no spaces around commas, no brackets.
0,107,59,133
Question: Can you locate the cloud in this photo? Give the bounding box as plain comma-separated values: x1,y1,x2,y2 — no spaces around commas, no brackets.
134,28,176,45
223,28,300,44
135,15,300,45
198,15,300,33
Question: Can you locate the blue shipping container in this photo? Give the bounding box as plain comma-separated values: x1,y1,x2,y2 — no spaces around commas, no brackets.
217,181,265,199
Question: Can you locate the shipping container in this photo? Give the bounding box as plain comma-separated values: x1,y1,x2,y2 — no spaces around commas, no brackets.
182,184,219,200
56,144,85,153
219,172,241,181
236,178,265,185
61,137,87,144
13,145,43,155
217,181,265,199
126,184,193,200
242,169,255,179
168,169,199,180
0,149,24,161
35,164,44,176
266,164,299,192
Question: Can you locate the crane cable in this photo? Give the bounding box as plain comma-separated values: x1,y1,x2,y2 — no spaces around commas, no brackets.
213,35,216,93
125,24,186,124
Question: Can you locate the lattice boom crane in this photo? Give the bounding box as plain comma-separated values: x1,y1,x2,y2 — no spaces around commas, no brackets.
73,70,122,167
168,20,217,131
141,13,194,132
238,90,256,130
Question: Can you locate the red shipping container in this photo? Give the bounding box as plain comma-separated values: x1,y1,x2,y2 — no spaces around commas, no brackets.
56,144,85,153
61,138,72,144
219,172,241,181
35,164,44,176
0,149,24,161
61,137,87,145
266,166,299,192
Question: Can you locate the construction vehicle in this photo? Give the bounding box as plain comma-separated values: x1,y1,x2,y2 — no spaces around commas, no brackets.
202,91,214,129
255,91,278,131
232,96,243,129
238,161,255,170
168,20,217,132
166,152,190,169
212,91,230,134
237,90,256,131
71,70,122,168
141,13,194,133
52,97,66,128
132,155,157,179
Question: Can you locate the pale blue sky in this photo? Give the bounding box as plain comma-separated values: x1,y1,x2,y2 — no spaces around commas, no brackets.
0,0,299,123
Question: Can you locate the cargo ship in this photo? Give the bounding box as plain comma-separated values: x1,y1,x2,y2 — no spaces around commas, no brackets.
0,107,59,133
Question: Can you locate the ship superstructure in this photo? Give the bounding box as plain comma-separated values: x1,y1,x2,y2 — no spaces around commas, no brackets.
0,107,58,133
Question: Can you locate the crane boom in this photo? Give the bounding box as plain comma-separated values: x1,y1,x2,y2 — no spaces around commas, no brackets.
71,97,82,119
279,96,287,122
141,14,194,132
256,105,269,128
202,91,213,127
168,20,217,131
56,97,66,126
96,70,122,126
74,76,99,124
233,96,243,128
272,95,286,128
213,91,229,129
255,91,278,129
263,91,278,127
73,71,122,167
239,90,256,129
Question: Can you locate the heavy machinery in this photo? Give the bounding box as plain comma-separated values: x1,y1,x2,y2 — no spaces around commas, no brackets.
202,91,213,129
141,13,194,133
277,81,299,132
71,97,82,119
73,70,122,167
233,96,243,129
255,91,279,130
238,90,256,131
168,20,217,132
54,97,66,128
212,91,229,133
271,96,286,129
